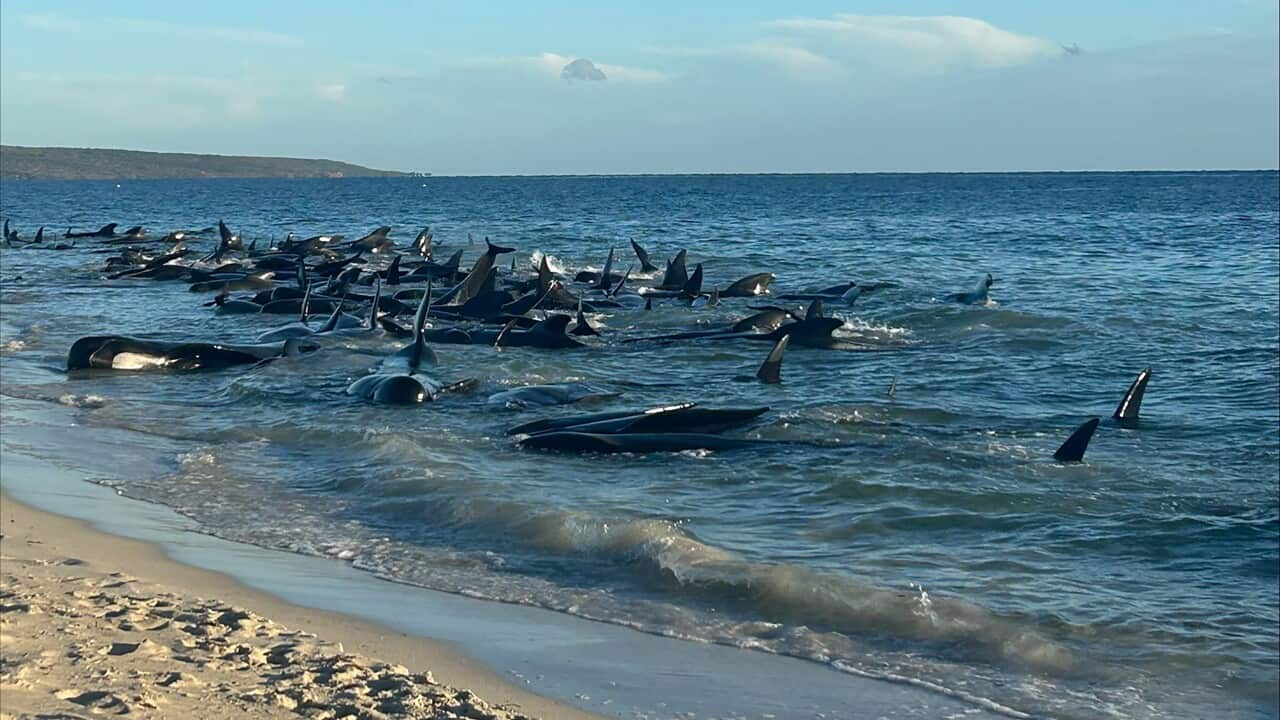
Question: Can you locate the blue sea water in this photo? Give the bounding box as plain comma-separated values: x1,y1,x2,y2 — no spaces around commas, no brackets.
1,172,1277,719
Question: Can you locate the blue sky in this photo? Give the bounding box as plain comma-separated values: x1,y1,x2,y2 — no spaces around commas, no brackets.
1,1,1276,174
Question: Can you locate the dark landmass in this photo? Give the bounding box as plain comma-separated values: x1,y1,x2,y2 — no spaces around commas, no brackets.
0,146,410,181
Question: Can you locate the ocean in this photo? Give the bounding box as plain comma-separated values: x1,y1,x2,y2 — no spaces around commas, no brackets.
1,172,1276,719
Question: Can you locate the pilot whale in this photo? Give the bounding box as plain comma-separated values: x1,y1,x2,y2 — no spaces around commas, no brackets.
67,336,316,372
946,273,995,305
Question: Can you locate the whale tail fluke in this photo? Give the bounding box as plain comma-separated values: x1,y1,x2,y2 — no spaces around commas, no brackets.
1054,417,1100,462
631,239,659,273
486,238,515,255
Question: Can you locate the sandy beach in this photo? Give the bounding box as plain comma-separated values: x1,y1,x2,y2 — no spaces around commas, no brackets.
0,493,600,720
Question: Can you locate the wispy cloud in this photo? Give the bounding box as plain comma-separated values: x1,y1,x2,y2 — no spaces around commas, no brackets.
20,13,302,48
315,83,347,102
651,14,1060,82
763,14,1061,72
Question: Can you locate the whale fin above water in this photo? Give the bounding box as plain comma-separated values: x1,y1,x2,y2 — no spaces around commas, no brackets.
594,247,616,290
299,281,314,324
1113,368,1151,425
681,263,704,299
756,335,789,384
571,297,599,336
408,279,436,371
631,239,659,273
609,266,632,298
805,299,824,320
318,293,349,333
1054,417,1100,462
367,278,382,329
659,249,688,290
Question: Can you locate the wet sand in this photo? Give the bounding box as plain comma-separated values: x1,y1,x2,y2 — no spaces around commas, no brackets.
0,493,600,720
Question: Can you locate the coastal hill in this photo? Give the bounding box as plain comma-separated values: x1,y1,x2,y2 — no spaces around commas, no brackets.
0,145,409,181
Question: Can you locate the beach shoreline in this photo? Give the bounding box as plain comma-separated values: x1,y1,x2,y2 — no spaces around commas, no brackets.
0,491,601,720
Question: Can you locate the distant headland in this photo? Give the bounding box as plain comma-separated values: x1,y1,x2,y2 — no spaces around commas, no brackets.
0,145,414,181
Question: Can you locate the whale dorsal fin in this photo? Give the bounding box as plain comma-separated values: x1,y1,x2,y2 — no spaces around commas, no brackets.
404,279,434,371
443,248,463,271
661,249,687,289
386,255,401,286
841,285,861,306
1054,417,1100,462
319,293,348,333
756,335,789,384
537,256,553,292
610,265,632,297
682,263,704,297
1113,368,1151,423
805,299,824,320
368,278,382,330
596,247,615,290
299,282,314,324
573,298,599,336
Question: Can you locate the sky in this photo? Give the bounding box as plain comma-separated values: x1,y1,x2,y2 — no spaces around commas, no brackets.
1,1,1277,174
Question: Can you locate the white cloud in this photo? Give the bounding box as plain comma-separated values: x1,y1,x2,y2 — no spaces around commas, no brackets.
316,83,347,102
488,52,667,84
20,13,302,48
763,14,1060,72
561,58,607,81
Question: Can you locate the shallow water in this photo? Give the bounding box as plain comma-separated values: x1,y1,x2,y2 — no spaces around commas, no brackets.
1,172,1277,719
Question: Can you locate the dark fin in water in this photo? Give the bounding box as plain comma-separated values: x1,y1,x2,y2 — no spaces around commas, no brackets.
594,248,616,290
631,239,659,273
571,298,599,336
805,299,824,320
34,226,44,243
756,335,789,384
644,295,653,311
248,238,257,253
487,238,515,255
368,277,382,329
1112,368,1151,425
494,319,519,348
1054,417,1100,462
443,248,463,271
609,266,632,297
318,293,349,333
408,279,434,371
537,255,553,293
888,374,897,399
386,254,401,286
299,282,314,324
660,249,688,290
681,263,704,298
296,256,308,291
